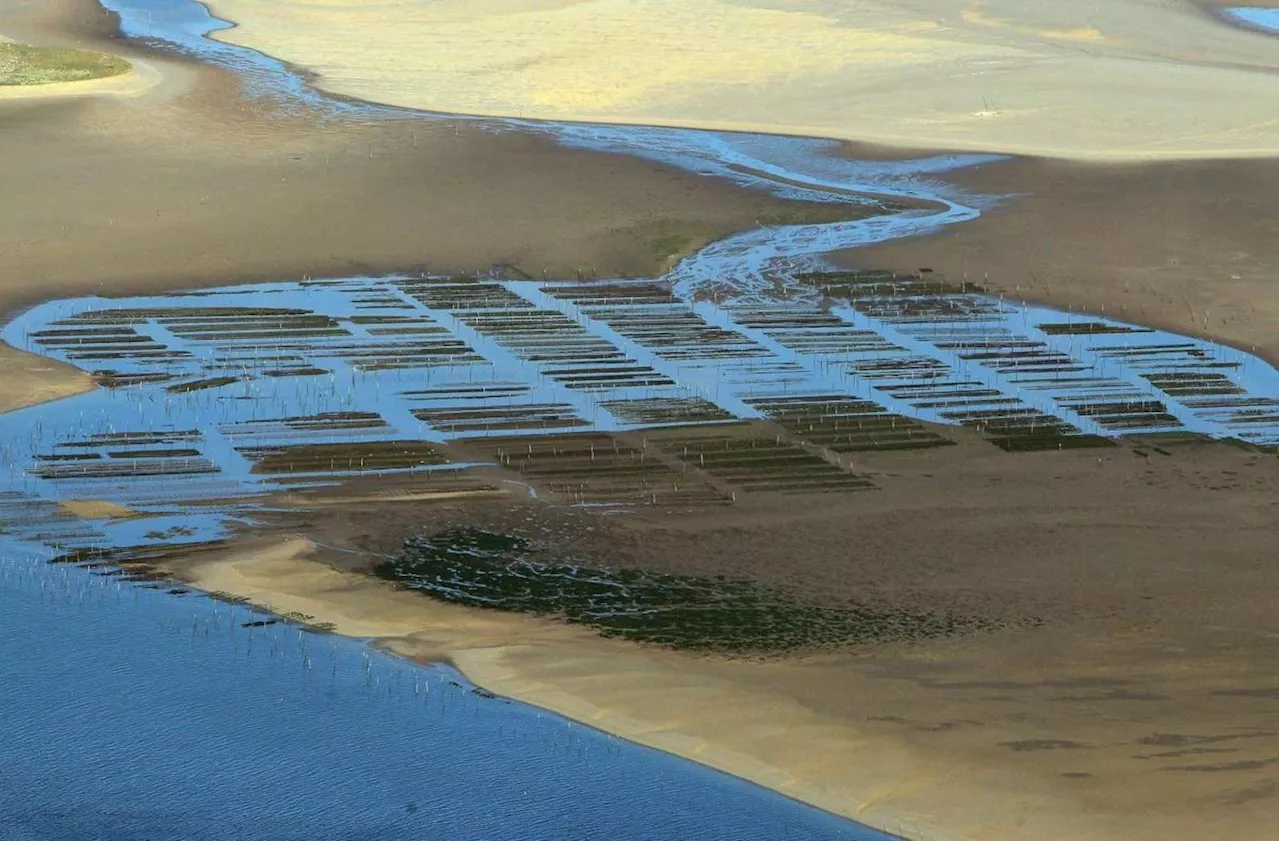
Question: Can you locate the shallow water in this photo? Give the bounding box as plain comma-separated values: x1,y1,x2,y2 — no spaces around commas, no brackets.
3,275,1274,519
1224,6,1280,33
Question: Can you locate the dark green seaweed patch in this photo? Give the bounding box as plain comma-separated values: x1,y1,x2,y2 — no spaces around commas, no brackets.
375,528,999,653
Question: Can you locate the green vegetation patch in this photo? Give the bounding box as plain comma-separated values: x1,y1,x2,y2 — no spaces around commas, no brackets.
0,43,129,87
375,528,1003,654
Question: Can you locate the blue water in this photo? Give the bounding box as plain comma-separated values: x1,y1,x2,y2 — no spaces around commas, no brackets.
0,544,880,840
1224,6,1280,32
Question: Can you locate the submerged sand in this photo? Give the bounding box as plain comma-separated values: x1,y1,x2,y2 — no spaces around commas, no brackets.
204,0,1278,160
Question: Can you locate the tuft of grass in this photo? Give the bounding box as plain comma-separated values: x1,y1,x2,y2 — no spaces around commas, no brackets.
0,42,130,87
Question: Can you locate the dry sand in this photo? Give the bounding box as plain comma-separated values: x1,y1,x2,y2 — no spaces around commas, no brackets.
154,425,1277,841
203,0,1278,160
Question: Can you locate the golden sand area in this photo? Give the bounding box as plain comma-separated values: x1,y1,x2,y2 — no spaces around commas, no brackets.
206,0,1278,160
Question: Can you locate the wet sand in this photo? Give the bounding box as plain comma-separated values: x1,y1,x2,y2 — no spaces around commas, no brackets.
2,0,1276,839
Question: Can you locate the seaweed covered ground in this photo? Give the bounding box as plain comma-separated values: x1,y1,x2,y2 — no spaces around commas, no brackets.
375,527,1009,653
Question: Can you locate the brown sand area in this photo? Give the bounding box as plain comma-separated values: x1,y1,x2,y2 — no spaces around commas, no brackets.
1,1,1277,839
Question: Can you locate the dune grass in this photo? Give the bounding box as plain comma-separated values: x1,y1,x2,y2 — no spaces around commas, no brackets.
0,42,129,87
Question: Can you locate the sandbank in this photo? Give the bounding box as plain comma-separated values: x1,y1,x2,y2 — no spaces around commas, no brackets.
204,0,1278,161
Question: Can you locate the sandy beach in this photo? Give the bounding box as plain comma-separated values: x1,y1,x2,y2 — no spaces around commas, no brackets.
1,0,1276,839
202,0,1278,160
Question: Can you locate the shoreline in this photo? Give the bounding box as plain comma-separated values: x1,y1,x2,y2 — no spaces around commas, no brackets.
2,280,1274,840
